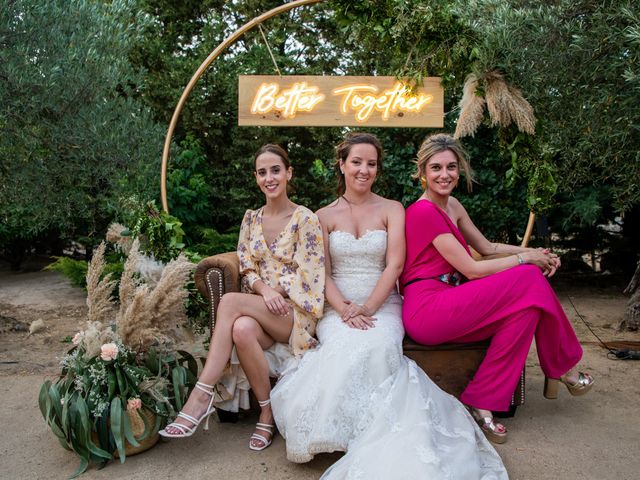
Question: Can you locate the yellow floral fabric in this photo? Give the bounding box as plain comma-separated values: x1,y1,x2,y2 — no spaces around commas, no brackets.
237,205,325,356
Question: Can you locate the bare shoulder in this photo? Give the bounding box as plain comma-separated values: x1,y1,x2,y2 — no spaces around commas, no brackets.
316,198,344,226
448,196,467,214
376,195,405,216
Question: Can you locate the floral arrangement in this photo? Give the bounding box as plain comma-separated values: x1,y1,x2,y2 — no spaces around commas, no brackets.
39,239,199,478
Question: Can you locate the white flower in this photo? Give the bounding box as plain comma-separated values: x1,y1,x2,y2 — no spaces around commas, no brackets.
72,332,83,346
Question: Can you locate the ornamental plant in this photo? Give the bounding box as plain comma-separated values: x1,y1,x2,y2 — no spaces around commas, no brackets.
39,241,199,478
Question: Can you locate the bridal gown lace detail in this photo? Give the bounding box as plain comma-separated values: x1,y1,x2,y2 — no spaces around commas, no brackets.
271,230,508,479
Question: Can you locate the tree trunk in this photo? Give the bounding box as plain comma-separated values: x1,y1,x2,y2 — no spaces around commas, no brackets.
618,260,640,331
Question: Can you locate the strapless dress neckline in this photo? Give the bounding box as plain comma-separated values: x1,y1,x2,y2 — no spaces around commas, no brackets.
329,229,387,241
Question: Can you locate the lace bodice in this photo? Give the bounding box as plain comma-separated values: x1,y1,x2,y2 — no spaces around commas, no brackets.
329,230,387,276
329,230,398,306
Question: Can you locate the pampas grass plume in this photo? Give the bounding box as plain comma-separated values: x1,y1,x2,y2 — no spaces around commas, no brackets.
507,84,536,135
118,238,141,324
484,71,513,128
455,74,487,139
117,253,194,353
86,242,117,324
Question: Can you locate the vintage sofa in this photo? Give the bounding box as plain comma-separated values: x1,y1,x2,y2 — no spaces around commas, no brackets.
194,252,525,419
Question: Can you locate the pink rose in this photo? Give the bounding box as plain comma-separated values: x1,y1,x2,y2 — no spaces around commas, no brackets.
100,343,118,361
127,398,142,411
72,332,82,346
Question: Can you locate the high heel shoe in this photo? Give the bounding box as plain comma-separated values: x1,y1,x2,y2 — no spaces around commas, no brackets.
469,408,507,444
249,398,275,451
159,381,217,438
543,372,594,399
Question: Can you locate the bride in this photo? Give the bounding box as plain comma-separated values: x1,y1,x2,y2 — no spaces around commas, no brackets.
271,133,508,479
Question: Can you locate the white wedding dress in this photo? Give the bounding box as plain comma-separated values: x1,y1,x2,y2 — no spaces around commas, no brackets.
271,230,508,479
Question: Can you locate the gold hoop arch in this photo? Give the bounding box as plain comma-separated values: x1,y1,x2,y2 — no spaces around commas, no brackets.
159,0,536,247
160,0,323,213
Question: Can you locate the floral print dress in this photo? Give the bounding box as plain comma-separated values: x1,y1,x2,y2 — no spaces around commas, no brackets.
214,205,325,412
238,205,325,355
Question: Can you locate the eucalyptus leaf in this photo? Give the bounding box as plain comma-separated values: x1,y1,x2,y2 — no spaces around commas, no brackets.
109,398,126,463
122,410,140,447
171,366,187,411
68,457,89,480
38,381,51,420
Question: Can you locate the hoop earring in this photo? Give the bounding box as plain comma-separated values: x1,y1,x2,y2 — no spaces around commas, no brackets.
420,176,427,189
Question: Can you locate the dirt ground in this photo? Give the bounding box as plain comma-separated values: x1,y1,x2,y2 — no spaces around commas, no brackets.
1,266,639,479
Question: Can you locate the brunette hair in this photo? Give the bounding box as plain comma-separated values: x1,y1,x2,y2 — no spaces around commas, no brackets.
334,132,384,196
414,133,474,191
253,144,290,170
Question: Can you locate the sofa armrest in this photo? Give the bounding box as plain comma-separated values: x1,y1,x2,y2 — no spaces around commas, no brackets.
194,252,241,332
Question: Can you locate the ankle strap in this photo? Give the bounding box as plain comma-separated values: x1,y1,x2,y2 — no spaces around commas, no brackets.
258,398,271,407
196,380,215,393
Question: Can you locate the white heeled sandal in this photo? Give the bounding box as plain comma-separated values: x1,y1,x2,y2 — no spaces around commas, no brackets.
159,381,217,438
249,398,275,451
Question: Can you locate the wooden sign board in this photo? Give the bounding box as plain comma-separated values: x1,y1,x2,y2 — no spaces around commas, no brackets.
238,75,443,128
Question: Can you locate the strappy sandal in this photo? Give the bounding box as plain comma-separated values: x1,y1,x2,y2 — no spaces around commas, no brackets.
159,381,217,438
470,408,507,444
249,398,275,451
544,372,594,399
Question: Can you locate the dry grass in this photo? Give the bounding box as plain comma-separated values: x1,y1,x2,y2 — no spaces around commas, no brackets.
117,238,141,325
85,242,117,324
484,70,536,134
117,253,194,353
106,222,133,254
454,74,487,139
506,84,536,135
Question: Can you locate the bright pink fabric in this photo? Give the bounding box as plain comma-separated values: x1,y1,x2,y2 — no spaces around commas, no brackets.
401,200,583,411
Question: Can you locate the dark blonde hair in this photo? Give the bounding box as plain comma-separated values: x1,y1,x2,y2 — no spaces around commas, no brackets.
254,144,290,170
334,132,383,196
414,133,473,191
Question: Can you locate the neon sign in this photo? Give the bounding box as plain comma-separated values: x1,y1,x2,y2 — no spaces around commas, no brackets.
238,75,443,128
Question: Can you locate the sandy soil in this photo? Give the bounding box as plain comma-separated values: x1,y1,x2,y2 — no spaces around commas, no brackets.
1,269,639,479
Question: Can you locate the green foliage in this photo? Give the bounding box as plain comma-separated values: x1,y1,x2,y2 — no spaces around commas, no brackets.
45,257,89,289
166,136,215,233
0,0,163,261
120,198,185,263
190,228,239,256
455,0,640,214
39,341,198,476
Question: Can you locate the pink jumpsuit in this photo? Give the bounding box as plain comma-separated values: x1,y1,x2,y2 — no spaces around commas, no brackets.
400,200,583,412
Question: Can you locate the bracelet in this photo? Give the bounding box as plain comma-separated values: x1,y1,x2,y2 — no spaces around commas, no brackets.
516,254,525,265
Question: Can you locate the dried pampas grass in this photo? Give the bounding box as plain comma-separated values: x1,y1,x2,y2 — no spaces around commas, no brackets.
506,84,536,135
455,70,536,138
106,222,133,254
81,321,118,359
117,252,194,353
454,74,486,139
86,242,117,324
118,238,141,323
136,255,165,288
484,71,513,128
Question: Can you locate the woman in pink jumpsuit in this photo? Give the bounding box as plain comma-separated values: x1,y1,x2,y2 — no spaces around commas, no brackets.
401,133,593,444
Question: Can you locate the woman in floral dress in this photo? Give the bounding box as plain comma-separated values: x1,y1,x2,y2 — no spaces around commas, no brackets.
160,144,325,451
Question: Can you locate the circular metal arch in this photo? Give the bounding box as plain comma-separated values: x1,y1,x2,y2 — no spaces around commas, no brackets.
160,0,536,247
160,0,323,213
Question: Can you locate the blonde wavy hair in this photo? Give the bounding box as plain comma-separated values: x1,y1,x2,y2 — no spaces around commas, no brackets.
413,133,473,192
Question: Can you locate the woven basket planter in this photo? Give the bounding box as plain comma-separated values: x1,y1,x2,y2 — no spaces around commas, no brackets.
124,407,160,456
91,407,159,458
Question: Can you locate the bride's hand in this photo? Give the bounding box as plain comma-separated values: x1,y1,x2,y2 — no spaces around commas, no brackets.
345,314,376,330
341,300,372,321
261,287,290,316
